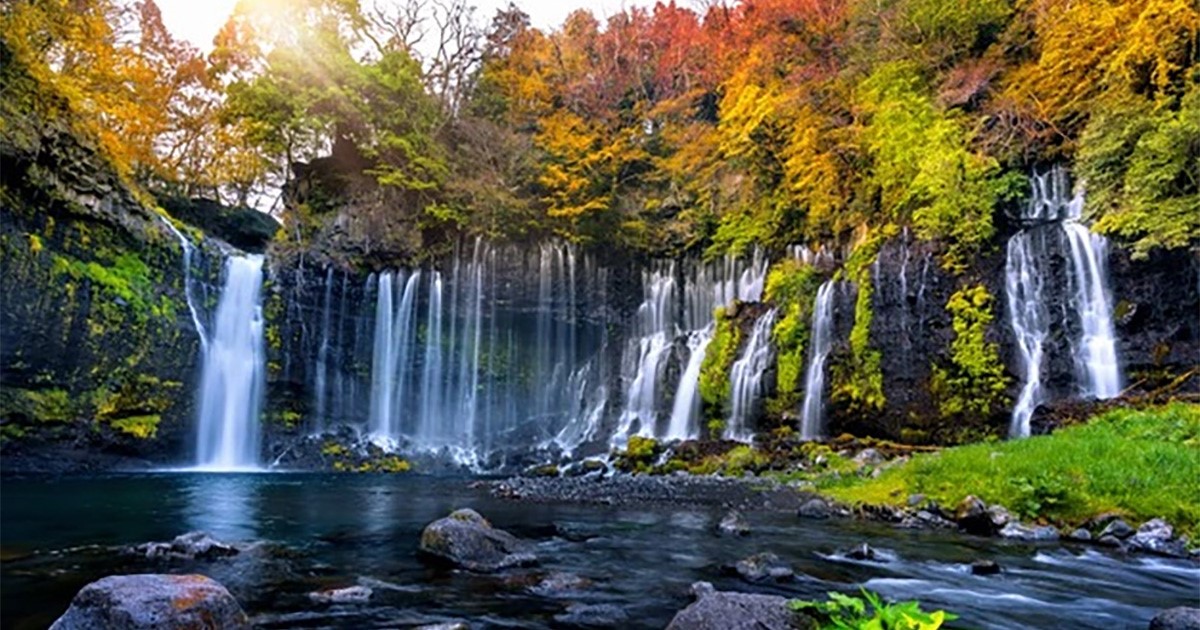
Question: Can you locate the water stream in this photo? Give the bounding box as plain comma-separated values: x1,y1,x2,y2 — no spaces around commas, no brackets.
800,281,837,440
194,255,266,470
3,474,1193,630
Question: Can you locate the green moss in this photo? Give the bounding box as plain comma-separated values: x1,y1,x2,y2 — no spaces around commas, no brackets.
277,410,303,428
27,233,43,254
830,227,889,415
27,388,73,423
615,435,662,473
0,423,28,440
764,259,821,412
929,284,1009,420
321,442,349,457
110,414,160,439
699,307,741,419
822,403,1200,539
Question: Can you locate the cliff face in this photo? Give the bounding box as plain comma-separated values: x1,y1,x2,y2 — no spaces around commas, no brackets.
0,58,203,468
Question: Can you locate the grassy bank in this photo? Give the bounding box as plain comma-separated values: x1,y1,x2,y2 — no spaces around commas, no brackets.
819,403,1200,538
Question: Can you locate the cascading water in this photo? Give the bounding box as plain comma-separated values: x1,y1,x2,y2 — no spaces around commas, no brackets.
157,216,207,346
1005,168,1122,437
362,240,606,464
1005,230,1050,437
726,309,777,441
195,255,266,470
614,250,768,443
800,281,836,440
665,327,713,440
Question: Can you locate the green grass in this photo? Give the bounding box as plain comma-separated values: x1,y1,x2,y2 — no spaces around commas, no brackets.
821,403,1200,538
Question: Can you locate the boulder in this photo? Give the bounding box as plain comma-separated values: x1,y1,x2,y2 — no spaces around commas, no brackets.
667,582,816,630
797,498,832,520
970,560,1001,576
1099,519,1135,540
998,522,1060,542
1068,528,1092,542
987,505,1013,530
308,585,373,604
418,508,537,572
955,496,994,536
1149,607,1200,630
717,510,751,537
126,531,240,560
731,553,794,582
906,494,927,507
49,574,248,630
846,543,876,561
1129,519,1187,557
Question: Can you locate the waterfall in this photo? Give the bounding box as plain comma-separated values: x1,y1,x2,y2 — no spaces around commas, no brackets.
613,248,768,444
665,327,714,440
1063,222,1121,398
313,267,334,431
1004,169,1122,437
727,309,777,441
1005,230,1050,437
361,240,607,464
157,216,207,347
195,255,266,470
800,281,836,440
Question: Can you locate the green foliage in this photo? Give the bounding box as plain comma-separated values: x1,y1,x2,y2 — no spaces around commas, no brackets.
858,63,1016,272
832,234,888,415
614,435,663,473
1008,472,1074,521
50,252,155,317
822,403,1200,538
110,414,160,439
699,307,741,418
26,389,74,423
765,259,822,412
790,588,956,630
1081,84,1200,259
929,285,1009,419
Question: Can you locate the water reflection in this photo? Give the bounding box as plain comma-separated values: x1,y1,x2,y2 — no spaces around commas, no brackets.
181,473,258,541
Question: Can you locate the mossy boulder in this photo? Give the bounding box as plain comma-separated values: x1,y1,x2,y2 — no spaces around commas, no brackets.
418,508,538,572
49,574,249,630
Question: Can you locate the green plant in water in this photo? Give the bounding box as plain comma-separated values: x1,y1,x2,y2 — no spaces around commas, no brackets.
789,588,956,629
1008,471,1074,521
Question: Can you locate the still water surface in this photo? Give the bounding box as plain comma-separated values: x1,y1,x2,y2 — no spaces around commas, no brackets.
2,473,1195,629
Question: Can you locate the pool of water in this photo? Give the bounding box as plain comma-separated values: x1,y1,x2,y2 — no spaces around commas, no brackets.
1,473,1195,629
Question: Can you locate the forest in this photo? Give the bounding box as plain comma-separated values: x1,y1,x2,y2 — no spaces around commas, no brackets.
6,0,1197,263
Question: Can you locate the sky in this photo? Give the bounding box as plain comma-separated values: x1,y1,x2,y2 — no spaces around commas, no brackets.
156,0,662,51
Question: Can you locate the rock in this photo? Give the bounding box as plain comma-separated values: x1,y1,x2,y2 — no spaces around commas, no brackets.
846,543,876,561
554,603,629,627
852,449,884,467
308,585,372,604
528,572,593,597
1097,534,1124,548
731,553,794,582
524,464,561,478
717,510,751,537
955,496,994,536
798,498,832,520
1099,519,1135,540
666,582,815,630
999,522,1060,542
987,505,1013,530
1149,607,1200,630
970,559,1001,575
418,508,538,572
906,494,926,507
126,531,240,560
49,574,248,630
1069,528,1092,541
1129,519,1187,557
